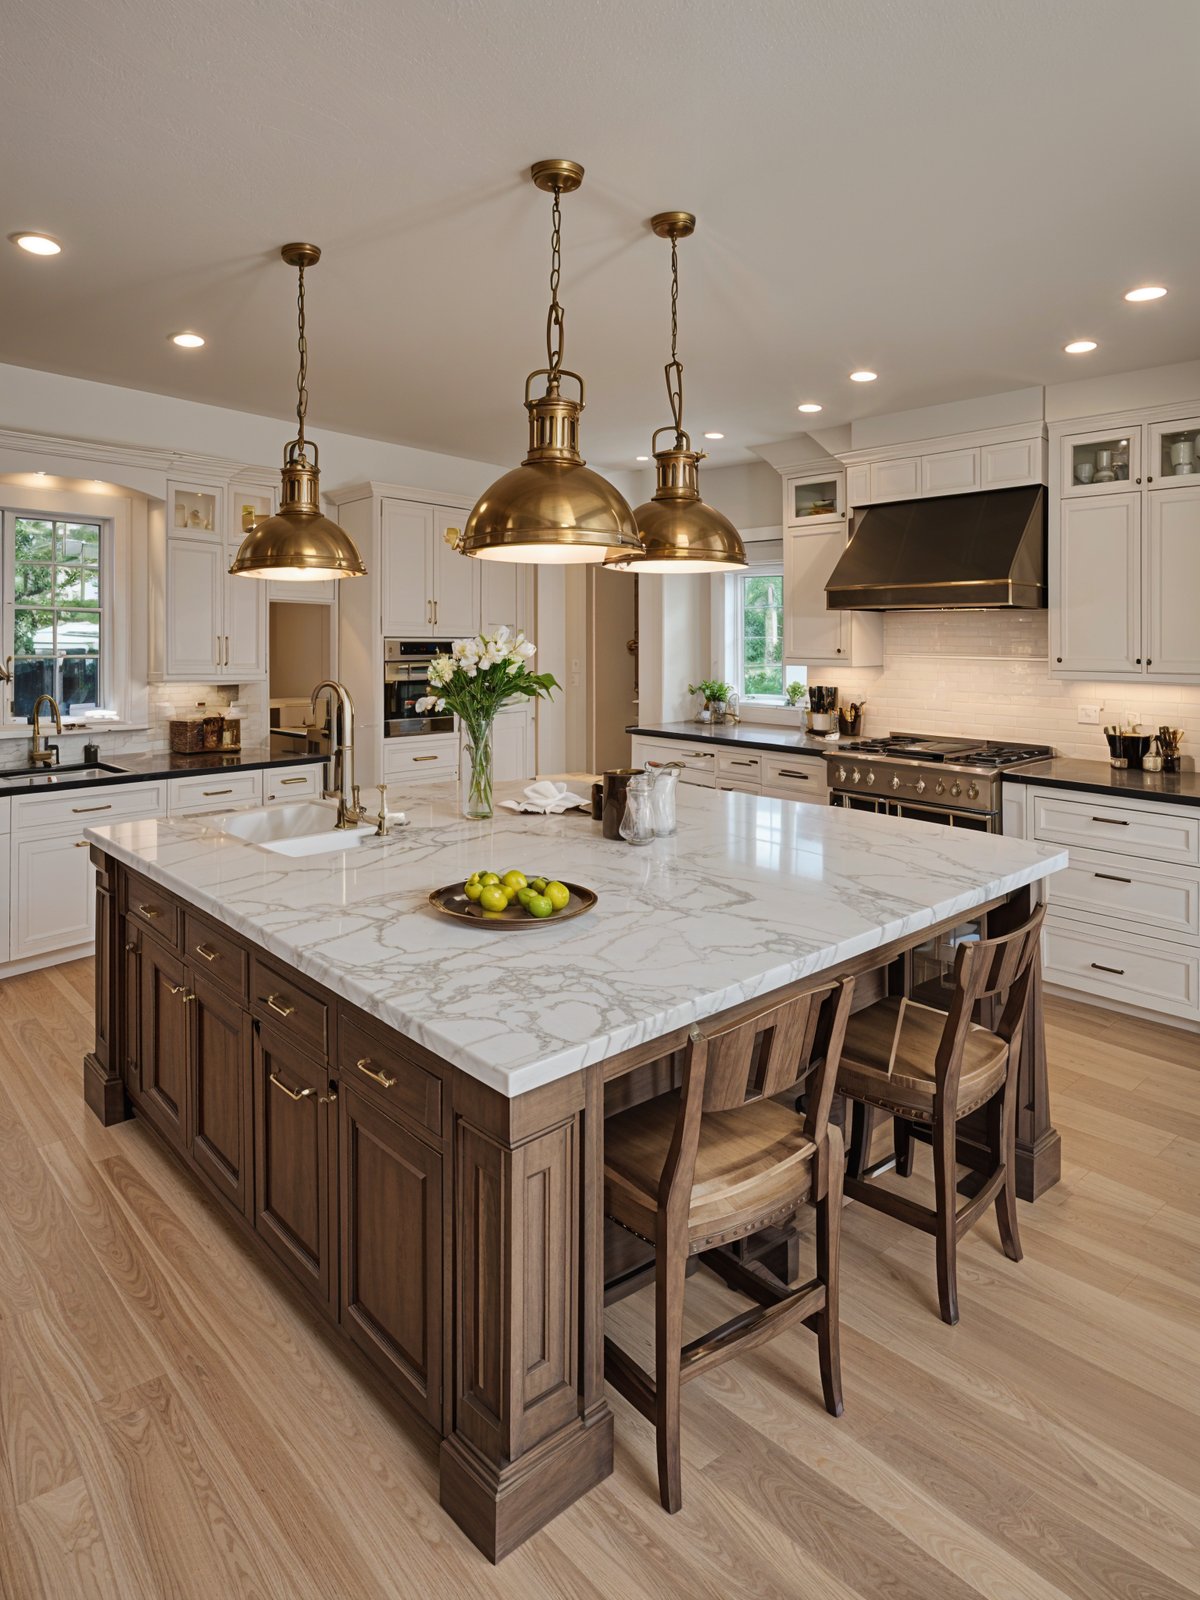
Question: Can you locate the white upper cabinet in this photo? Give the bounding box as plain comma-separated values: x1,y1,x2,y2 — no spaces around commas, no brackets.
164,536,225,678
845,429,1046,506
1061,427,1141,496
1053,493,1141,676
921,447,979,497
381,499,478,637
1148,417,1200,490
155,481,268,683
783,526,883,668
1145,484,1200,678
869,456,920,503
981,436,1044,489
784,471,843,527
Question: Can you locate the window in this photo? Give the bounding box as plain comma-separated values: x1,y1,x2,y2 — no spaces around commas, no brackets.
735,569,785,699
4,514,104,719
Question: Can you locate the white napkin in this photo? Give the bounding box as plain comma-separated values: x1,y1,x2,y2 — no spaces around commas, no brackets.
500,780,590,815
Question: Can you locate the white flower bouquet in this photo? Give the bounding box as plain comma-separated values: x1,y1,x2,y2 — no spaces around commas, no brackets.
416,628,559,817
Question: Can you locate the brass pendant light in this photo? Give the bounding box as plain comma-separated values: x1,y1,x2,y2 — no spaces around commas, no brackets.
229,243,366,581
459,160,641,565
605,212,746,573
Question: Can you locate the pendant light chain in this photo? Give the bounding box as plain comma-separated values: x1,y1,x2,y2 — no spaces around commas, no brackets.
545,184,565,385
665,232,685,441
295,260,309,456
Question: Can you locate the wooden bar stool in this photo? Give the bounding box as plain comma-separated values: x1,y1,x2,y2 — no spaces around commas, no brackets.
836,904,1045,1325
603,976,855,1514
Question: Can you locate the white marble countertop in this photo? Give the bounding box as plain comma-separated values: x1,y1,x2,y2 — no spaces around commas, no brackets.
87,783,1066,1097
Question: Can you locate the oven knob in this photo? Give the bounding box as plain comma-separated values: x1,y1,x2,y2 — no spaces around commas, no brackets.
950,781,962,798
851,768,861,784
915,778,927,795
836,766,847,784
891,774,902,791
967,783,980,801
865,769,876,786
935,780,946,796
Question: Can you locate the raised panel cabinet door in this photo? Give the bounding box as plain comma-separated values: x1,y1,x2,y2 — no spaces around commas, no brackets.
253,1026,334,1307
981,437,1041,488
921,447,979,497
1056,493,1141,674
381,500,434,636
11,830,95,960
868,456,919,503
479,555,520,637
783,528,846,664
845,463,871,506
222,545,267,679
190,977,254,1218
1146,485,1200,677
138,938,190,1150
433,508,479,635
121,921,141,1090
339,1086,443,1423
164,536,223,677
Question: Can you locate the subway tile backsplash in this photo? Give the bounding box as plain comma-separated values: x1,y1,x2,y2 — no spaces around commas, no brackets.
828,611,1198,763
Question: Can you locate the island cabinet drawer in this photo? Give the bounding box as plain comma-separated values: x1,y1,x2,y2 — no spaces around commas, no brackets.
263,764,322,803
251,960,328,1059
1031,793,1200,865
169,769,263,817
1043,911,1199,1020
12,779,167,835
761,753,828,803
338,1015,443,1139
384,738,457,781
1046,847,1200,941
125,875,182,951
715,749,762,783
184,913,249,1001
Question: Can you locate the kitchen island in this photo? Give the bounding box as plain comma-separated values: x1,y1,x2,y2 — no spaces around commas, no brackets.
83,782,1066,1560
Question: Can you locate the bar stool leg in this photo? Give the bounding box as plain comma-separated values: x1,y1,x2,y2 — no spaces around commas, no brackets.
933,1114,960,1326
990,1091,1023,1264
813,1127,845,1417
893,1117,914,1178
655,1240,687,1513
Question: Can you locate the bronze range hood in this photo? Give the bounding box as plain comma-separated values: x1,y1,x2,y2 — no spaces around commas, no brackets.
825,484,1046,610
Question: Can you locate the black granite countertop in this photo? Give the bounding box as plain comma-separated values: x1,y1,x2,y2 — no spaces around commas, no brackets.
1002,757,1200,808
628,721,834,757
0,744,325,798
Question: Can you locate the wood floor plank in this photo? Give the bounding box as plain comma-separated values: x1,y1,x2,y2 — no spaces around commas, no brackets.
16,1477,125,1600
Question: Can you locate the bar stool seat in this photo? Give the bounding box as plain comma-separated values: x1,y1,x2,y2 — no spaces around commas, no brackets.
837,997,1007,1122
606,1094,817,1250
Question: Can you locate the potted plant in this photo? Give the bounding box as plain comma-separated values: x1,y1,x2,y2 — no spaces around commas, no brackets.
785,682,807,718
687,679,735,724
417,628,559,818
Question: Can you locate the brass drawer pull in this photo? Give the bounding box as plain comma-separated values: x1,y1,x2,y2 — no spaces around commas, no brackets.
1091,816,1129,826
74,839,91,847
687,751,715,759
265,994,296,1018
777,770,811,780
318,1086,339,1105
355,1056,397,1089
1090,962,1126,976
201,788,234,797
1094,872,1131,884
280,776,308,785
730,759,757,767
72,802,112,813
269,1072,314,1102
194,944,219,962
412,755,438,763
138,903,161,918
166,982,195,1002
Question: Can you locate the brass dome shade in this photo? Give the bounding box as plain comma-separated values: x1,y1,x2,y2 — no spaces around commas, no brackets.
460,161,640,565
229,243,366,582
604,212,745,573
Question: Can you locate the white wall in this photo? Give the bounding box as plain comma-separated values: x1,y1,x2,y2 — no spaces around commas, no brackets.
1045,357,1200,423
637,573,710,725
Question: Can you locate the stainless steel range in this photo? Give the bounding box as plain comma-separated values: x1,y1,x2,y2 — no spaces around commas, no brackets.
825,732,1053,832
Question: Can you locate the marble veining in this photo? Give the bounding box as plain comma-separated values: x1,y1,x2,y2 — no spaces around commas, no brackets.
87,783,1067,1097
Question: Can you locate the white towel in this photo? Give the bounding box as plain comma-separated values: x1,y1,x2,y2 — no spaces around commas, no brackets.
500,780,590,815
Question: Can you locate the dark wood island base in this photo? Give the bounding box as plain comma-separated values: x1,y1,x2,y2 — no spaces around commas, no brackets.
84,847,1059,1560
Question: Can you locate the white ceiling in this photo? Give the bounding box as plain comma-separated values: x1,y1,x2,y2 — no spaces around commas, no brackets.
3,0,1198,473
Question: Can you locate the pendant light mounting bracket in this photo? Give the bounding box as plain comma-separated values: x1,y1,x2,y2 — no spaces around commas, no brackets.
650,211,695,240
280,242,321,270
531,159,584,193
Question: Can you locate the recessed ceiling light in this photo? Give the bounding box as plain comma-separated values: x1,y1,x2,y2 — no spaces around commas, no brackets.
703,431,724,440
1064,339,1098,354
34,470,46,479
635,455,649,462
10,231,61,256
1124,285,1166,302
798,402,823,413
171,331,206,349
849,369,877,382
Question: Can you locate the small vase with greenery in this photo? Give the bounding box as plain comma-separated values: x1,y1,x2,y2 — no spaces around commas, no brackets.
417,628,559,818
785,682,807,717
688,679,735,723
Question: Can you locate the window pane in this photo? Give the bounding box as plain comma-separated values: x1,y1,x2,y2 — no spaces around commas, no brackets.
13,658,53,718
14,519,54,561
56,609,101,654
62,656,100,706
741,573,784,696
15,608,56,654
15,563,54,602
60,523,101,564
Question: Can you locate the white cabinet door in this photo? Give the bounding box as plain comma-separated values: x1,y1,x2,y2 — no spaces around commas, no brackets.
869,457,919,503
432,508,479,636
784,529,846,664
982,437,1042,488
921,448,979,497
12,831,95,960
381,500,434,636
845,463,871,506
492,707,533,783
1055,493,1141,674
0,800,9,965
165,537,223,677
479,558,522,637
223,543,267,680
1146,485,1200,678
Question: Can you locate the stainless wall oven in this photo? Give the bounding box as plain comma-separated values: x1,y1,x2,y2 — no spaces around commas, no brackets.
384,639,455,737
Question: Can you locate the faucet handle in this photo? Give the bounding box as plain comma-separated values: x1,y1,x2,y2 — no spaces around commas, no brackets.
375,784,389,837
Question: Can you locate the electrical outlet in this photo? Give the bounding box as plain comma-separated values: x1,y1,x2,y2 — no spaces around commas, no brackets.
1077,705,1100,724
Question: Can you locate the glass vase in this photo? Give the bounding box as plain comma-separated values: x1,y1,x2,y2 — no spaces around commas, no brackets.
459,715,495,819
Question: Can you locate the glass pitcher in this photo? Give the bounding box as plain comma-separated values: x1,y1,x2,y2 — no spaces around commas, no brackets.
619,772,657,845
649,763,681,836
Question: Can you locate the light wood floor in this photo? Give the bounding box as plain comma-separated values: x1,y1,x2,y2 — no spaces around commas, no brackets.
1,962,1198,1600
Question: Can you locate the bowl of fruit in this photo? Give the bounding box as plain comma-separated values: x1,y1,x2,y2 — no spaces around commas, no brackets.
429,868,597,927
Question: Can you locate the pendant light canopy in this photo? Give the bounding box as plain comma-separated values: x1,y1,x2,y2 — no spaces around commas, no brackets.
605,213,746,573
459,161,641,565
229,244,366,581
